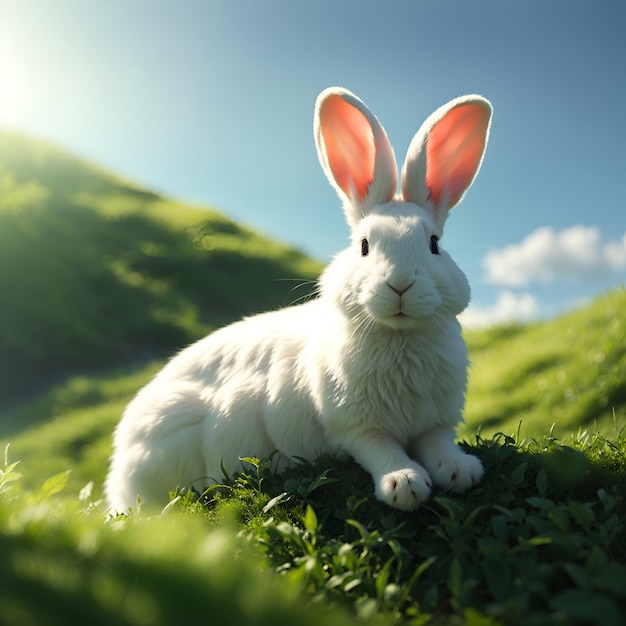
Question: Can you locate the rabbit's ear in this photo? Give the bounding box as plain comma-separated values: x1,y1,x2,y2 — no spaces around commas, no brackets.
315,88,397,227
402,96,491,223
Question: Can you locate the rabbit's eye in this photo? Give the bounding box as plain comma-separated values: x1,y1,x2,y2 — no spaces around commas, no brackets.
361,238,369,256
430,235,440,255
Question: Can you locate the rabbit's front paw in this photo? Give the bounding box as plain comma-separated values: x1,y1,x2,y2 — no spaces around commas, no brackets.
430,453,483,493
377,467,432,511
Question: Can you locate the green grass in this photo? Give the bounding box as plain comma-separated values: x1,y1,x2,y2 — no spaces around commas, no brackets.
204,436,625,625
0,452,364,626
1,131,625,625
1,431,624,626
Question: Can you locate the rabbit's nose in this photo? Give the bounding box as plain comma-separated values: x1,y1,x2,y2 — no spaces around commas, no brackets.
387,281,414,296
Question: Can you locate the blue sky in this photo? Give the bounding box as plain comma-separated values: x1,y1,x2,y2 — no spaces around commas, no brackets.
1,0,624,326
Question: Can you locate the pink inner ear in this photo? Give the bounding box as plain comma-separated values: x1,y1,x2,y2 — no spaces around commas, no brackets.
319,95,375,202
426,103,489,208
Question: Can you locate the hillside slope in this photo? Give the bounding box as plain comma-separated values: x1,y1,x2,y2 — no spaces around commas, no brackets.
0,131,321,406
463,288,625,439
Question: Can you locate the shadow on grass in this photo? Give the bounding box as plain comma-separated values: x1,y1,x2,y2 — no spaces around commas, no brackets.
187,434,625,625
0,199,317,410
201,433,625,542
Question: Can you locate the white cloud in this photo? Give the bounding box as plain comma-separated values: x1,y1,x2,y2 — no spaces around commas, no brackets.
605,232,626,269
459,291,538,329
483,225,626,288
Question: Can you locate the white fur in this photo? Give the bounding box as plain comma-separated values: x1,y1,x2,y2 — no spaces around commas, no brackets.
105,87,492,512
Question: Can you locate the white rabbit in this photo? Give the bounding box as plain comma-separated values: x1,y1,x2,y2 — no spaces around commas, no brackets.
105,87,492,513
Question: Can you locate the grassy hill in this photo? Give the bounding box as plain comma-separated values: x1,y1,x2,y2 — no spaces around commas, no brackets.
0,132,624,625
0,131,321,407
463,288,626,441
